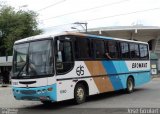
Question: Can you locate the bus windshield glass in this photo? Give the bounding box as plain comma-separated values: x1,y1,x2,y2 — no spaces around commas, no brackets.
12,40,53,78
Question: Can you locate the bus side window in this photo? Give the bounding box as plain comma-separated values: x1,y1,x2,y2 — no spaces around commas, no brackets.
75,38,90,60
57,40,63,63
139,44,149,59
107,41,119,59
104,41,110,59
93,40,105,59
120,42,130,59
129,43,140,59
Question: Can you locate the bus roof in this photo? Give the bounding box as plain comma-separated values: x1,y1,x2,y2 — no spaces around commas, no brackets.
15,32,148,44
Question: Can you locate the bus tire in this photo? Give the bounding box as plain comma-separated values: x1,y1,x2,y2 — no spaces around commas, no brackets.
74,83,86,104
126,77,134,93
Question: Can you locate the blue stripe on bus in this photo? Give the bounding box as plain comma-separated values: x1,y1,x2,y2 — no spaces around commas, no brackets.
113,61,129,88
102,61,125,90
102,60,151,90
88,34,113,40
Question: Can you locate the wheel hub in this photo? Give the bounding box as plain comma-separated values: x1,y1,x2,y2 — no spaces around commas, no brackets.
128,80,133,91
77,87,84,101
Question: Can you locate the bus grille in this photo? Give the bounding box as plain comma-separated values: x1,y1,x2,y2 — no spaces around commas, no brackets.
20,90,36,94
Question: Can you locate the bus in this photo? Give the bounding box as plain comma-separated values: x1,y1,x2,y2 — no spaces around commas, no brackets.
11,32,151,104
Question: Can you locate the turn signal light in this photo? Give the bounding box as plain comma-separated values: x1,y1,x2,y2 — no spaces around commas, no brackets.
47,87,53,91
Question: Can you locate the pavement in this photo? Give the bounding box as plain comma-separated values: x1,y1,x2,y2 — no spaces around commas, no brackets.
0,77,160,114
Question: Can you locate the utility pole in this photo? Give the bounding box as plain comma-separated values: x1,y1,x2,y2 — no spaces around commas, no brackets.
71,27,80,32
73,22,88,33
19,5,28,11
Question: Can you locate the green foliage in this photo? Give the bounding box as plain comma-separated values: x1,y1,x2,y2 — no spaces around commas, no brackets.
0,5,43,56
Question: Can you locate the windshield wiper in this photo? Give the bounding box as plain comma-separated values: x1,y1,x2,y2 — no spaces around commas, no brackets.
16,62,27,77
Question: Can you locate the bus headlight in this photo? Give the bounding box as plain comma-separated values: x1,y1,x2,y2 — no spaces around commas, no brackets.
16,90,20,94
47,87,53,91
42,89,47,93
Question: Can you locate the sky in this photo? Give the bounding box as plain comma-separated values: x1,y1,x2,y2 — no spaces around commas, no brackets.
1,0,160,34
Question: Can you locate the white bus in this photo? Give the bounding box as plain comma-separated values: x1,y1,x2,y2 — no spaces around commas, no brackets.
11,32,151,104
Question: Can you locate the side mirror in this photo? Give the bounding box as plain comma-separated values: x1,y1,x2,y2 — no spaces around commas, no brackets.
59,42,63,51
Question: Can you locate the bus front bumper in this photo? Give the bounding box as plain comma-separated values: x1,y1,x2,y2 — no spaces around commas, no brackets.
12,84,57,102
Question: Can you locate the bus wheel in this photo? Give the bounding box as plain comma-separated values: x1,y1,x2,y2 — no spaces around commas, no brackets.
126,77,134,93
74,83,86,104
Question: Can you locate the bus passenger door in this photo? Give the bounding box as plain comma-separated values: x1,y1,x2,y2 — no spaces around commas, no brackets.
55,37,74,74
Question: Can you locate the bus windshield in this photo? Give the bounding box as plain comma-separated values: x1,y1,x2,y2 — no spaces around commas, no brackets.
12,40,53,78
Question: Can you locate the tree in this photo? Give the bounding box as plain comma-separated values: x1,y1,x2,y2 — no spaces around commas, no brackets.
0,5,43,56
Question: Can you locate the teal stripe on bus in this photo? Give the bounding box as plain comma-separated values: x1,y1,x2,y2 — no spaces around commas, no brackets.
102,61,125,90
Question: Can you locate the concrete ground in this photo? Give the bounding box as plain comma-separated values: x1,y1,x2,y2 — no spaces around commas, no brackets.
0,78,160,114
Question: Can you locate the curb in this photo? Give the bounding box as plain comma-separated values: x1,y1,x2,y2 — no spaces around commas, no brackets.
152,75,160,78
